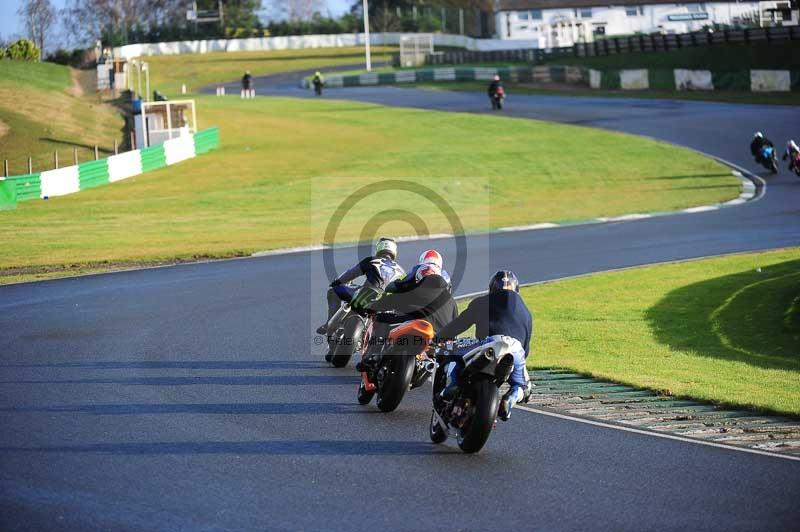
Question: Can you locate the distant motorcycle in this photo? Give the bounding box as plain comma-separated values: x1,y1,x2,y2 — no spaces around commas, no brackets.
429,335,519,453
490,87,505,110
789,152,800,177
759,145,779,174
357,317,435,412
313,78,324,96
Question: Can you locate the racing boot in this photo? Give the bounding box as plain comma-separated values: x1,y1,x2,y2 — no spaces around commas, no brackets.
498,386,525,422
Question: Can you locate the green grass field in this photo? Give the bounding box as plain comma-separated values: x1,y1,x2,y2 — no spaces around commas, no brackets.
0,92,738,283
0,61,126,174
519,248,800,416
143,46,397,95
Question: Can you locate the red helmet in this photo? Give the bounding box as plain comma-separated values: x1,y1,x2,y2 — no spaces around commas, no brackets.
415,263,441,283
418,249,443,269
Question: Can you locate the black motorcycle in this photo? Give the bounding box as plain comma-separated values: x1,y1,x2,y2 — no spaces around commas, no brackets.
429,336,518,453
325,284,380,368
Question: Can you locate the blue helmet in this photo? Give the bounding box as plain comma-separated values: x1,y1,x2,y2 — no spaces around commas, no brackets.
489,270,519,293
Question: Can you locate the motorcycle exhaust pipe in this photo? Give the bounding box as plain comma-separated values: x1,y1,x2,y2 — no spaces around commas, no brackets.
424,360,437,373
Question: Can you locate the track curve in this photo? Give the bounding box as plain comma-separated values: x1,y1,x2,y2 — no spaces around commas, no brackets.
1,71,799,531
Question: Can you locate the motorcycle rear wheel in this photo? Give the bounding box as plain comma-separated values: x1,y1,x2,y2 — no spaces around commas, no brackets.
375,353,416,412
457,377,499,454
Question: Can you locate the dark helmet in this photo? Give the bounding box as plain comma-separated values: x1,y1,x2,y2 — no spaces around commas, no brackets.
489,270,519,293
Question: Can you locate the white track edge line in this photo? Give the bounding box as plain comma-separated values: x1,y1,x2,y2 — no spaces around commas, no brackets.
516,404,800,462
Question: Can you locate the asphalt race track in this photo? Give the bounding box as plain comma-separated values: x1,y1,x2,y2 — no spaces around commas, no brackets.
2,73,799,531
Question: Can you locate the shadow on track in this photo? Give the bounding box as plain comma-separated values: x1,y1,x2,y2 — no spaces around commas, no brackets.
1,402,378,416
0,375,361,386
1,360,322,370
0,440,454,455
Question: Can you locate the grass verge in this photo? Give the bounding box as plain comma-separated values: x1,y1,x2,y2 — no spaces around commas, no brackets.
142,46,397,95
519,248,800,416
0,94,737,284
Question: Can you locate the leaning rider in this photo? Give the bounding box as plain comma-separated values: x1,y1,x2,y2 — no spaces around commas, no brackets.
316,237,405,335
359,264,459,372
436,270,533,421
750,131,774,164
782,139,799,169
388,249,452,294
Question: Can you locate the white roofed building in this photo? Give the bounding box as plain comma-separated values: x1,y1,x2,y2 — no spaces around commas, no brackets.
494,1,798,47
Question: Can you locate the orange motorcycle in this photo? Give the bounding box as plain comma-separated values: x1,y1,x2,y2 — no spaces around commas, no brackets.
357,318,435,412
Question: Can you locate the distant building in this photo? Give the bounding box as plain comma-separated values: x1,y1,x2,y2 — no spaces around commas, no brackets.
494,1,799,47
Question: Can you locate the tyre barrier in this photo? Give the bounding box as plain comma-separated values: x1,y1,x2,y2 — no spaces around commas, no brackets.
0,127,219,211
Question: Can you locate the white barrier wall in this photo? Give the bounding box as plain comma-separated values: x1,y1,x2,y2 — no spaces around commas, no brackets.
750,70,791,92
113,33,541,59
674,69,714,91
164,135,197,166
40,166,80,198
620,69,649,90
107,150,143,182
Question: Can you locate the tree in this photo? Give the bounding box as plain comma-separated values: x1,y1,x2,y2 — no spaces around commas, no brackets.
62,0,187,47
270,0,327,21
17,0,56,59
4,38,41,61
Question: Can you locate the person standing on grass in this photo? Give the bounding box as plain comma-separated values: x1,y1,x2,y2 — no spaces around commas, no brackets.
241,70,254,98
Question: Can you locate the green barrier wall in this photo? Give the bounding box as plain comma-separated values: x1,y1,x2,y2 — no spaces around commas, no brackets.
712,71,751,91
0,180,17,211
2,128,220,209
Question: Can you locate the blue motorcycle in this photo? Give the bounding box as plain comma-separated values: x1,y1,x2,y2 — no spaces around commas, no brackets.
760,145,779,174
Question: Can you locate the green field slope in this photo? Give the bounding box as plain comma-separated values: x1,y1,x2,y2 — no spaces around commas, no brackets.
0,60,125,174
521,248,800,416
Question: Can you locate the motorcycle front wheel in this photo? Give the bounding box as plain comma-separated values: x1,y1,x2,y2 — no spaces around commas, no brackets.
457,377,499,454
770,158,779,174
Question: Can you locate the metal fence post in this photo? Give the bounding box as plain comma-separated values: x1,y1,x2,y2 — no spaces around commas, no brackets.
28,157,32,174
54,151,58,169
73,147,78,165
94,146,99,160
3,159,8,177
114,139,118,154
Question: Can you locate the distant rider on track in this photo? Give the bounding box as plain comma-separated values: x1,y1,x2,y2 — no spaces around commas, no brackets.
436,270,533,421
750,132,774,165
783,139,799,171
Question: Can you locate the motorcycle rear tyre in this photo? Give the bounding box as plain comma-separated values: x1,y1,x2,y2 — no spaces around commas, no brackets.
457,377,499,454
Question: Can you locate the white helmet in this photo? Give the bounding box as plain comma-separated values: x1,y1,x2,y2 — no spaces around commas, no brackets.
375,237,397,260
754,131,763,139
418,249,443,269
789,140,798,150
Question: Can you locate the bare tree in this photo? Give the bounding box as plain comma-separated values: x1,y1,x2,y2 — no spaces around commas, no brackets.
62,0,186,47
271,0,327,21
17,0,57,58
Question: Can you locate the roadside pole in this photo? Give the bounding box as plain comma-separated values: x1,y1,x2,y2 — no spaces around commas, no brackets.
362,0,371,72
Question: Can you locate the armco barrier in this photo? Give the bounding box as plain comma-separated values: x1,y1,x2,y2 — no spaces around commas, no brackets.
0,127,219,210
581,69,799,93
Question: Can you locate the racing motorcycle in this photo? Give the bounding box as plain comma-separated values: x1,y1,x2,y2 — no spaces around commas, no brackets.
325,284,380,368
759,145,779,174
789,152,800,177
357,317,435,412
429,335,518,453
490,86,505,110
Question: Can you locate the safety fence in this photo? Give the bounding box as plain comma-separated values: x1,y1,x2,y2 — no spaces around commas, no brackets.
304,65,800,94
0,128,219,211
425,25,800,65
589,68,800,92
